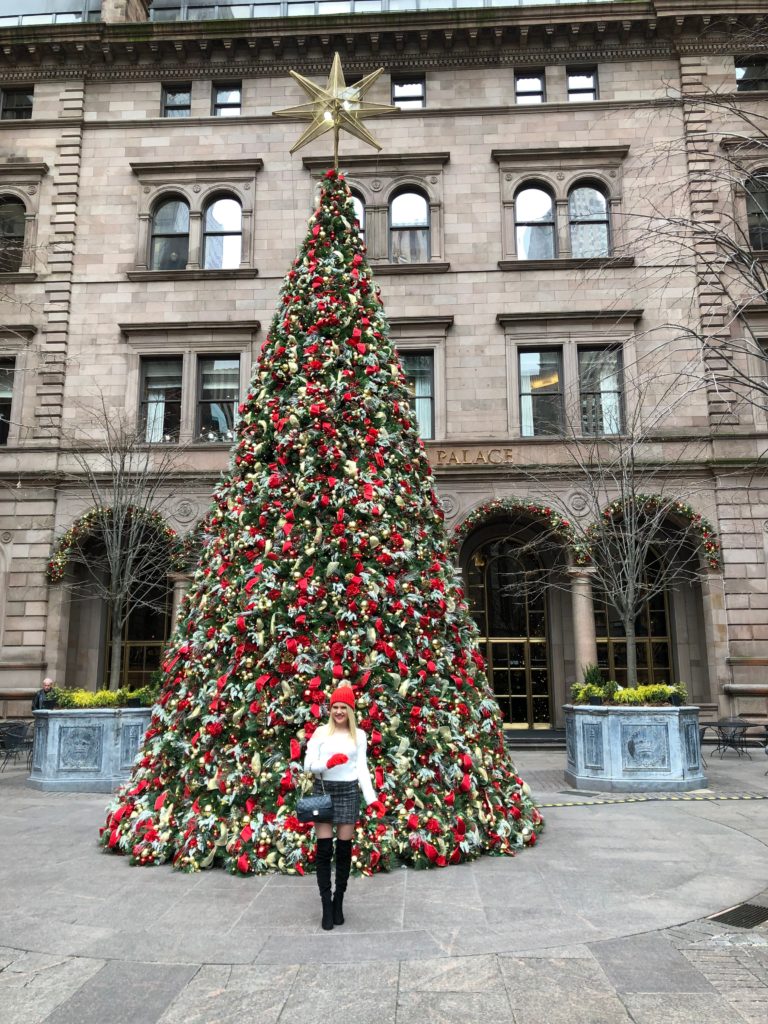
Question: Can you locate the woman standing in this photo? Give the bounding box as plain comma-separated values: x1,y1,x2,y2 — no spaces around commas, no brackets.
303,685,381,930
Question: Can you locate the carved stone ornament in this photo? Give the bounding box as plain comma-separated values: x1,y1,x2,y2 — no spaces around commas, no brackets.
173,499,199,524
556,172,565,181
438,493,459,518
27,185,37,195
567,490,591,516
143,186,151,193
192,184,201,193
0,530,11,544
429,175,438,184
58,725,102,771
371,179,382,192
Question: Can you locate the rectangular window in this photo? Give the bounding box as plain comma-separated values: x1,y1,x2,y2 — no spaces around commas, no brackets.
0,87,33,120
197,355,240,442
736,60,768,92
161,84,191,118
578,348,623,436
212,82,242,117
0,357,15,445
519,349,563,437
400,351,434,439
392,75,426,110
567,68,598,102
140,357,182,442
515,71,545,105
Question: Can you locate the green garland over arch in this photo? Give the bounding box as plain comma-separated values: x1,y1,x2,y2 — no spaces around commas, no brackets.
450,497,585,562
47,506,186,584
585,495,722,571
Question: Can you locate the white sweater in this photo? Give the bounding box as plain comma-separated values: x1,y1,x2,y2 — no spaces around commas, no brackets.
304,726,377,807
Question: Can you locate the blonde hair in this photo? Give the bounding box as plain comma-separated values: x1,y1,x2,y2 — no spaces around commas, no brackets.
325,704,357,739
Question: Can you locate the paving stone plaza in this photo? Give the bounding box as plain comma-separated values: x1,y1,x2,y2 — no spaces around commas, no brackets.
2,748,767,1024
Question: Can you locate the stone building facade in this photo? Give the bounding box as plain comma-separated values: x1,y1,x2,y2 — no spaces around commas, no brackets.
1,0,767,728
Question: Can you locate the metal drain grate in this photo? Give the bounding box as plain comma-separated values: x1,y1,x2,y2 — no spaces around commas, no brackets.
708,903,768,929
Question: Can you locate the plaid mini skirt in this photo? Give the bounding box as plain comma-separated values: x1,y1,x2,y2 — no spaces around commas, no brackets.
312,778,360,825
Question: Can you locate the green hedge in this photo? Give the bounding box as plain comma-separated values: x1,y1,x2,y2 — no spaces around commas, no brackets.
571,680,688,706
51,686,157,709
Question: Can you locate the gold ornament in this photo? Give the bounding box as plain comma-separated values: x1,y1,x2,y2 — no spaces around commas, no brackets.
273,52,398,168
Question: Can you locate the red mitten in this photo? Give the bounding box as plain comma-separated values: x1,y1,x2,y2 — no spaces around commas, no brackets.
366,800,386,818
326,753,349,769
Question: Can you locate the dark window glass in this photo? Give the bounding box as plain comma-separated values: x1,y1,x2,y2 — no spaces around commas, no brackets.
736,61,768,92
515,71,544,104
569,184,610,258
202,197,242,269
350,192,365,245
212,81,241,116
515,187,555,260
519,349,563,437
392,75,426,110
150,198,190,270
0,196,25,273
389,190,430,263
140,358,182,442
578,348,623,436
567,68,598,102
746,173,768,250
197,356,240,442
161,83,191,117
400,350,434,439
0,88,33,120
0,357,14,445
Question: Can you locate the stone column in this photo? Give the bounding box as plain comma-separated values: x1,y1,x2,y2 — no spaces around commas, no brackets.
567,565,598,676
168,572,192,626
699,567,731,716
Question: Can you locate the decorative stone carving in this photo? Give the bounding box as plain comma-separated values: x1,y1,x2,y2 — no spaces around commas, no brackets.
438,493,459,518
371,178,382,191
173,499,199,524
621,723,670,771
0,531,11,544
582,721,604,769
120,723,144,770
58,725,101,771
567,490,591,516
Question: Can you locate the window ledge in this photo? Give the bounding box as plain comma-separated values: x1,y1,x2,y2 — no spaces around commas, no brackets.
372,262,451,276
126,268,258,282
498,257,634,272
0,272,37,283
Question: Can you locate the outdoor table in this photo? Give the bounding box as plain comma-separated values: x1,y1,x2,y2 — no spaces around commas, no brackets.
712,719,763,759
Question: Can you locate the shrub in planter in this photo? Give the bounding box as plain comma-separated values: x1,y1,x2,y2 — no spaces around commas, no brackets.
571,680,688,707
50,686,157,710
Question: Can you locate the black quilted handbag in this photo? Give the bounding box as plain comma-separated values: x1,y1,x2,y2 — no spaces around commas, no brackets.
296,777,333,824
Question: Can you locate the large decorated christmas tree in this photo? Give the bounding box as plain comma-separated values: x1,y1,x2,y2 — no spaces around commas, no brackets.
100,65,542,875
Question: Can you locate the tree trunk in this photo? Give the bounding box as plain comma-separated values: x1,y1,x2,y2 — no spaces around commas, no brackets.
108,602,124,691
624,616,638,688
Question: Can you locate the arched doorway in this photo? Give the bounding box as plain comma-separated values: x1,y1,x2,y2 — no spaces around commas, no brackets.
465,534,554,729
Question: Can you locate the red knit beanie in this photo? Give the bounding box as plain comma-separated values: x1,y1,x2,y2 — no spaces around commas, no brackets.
329,685,356,708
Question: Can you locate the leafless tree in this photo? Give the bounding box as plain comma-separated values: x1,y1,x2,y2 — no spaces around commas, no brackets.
54,396,191,690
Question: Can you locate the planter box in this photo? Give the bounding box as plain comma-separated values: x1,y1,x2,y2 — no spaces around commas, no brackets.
564,704,707,793
28,707,151,793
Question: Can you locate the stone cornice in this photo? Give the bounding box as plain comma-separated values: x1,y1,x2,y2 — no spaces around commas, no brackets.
497,308,644,326
492,145,630,164
1,4,767,80
303,153,450,172
129,159,264,176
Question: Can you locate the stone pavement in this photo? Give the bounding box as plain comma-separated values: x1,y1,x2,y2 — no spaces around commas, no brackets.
1,746,767,1024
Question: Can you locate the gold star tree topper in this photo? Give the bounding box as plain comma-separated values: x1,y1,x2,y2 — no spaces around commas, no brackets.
273,53,398,168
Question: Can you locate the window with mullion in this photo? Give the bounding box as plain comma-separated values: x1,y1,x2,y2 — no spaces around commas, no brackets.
389,190,430,264
569,184,610,258
0,196,26,273
736,60,768,92
197,355,240,442
150,198,190,270
161,83,191,117
400,350,434,439
392,75,426,110
212,82,241,117
567,68,598,102
202,197,242,270
578,347,623,436
140,357,182,443
0,87,33,120
746,172,768,250
519,349,563,437
515,186,555,260
515,71,545,105
0,357,15,445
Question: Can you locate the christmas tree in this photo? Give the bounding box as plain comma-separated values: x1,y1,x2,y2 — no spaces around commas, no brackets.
100,169,543,875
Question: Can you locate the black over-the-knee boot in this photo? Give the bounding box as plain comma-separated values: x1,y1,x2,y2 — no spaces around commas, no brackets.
316,837,334,931
333,839,352,926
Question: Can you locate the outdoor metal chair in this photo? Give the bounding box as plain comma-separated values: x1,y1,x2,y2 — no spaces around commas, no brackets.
0,723,28,771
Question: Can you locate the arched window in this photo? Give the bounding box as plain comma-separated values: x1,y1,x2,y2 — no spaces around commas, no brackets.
0,195,26,273
350,191,365,246
569,183,610,258
389,189,430,263
202,196,242,270
514,186,555,259
746,172,768,251
149,197,189,271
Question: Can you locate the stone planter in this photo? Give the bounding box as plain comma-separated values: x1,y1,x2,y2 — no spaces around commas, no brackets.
564,704,707,792
28,707,151,792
